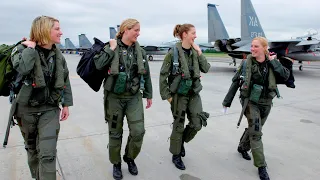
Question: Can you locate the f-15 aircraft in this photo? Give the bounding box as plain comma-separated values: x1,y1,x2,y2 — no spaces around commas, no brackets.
201,0,320,71
78,34,92,54
109,25,119,39
199,3,242,66
58,34,93,55
59,38,77,53
141,41,177,61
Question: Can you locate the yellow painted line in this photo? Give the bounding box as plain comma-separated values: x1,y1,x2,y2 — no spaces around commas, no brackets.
70,75,80,79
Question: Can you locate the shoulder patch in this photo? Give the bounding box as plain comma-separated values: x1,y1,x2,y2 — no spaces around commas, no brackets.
11,46,18,56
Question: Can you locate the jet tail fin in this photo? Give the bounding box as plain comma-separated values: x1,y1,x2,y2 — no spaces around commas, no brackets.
207,3,229,42
116,25,120,32
56,44,64,49
109,27,117,39
78,34,92,49
241,0,265,40
65,38,76,49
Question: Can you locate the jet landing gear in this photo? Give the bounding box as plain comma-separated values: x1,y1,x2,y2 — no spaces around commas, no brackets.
299,61,303,71
148,55,154,61
228,57,237,72
229,57,237,67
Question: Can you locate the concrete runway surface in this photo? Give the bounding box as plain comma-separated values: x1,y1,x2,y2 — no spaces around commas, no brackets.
1,54,319,180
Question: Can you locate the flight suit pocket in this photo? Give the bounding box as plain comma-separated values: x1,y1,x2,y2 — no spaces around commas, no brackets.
193,78,202,94
169,75,182,93
28,87,49,106
249,84,263,103
113,72,127,94
104,75,115,91
130,76,140,94
177,79,192,95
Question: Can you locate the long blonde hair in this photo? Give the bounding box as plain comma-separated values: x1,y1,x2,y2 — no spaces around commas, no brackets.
30,15,59,46
252,37,269,55
116,18,139,39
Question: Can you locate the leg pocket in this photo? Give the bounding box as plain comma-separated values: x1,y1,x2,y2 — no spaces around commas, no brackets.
20,113,38,149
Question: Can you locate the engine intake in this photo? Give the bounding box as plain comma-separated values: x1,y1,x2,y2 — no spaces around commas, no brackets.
214,38,241,52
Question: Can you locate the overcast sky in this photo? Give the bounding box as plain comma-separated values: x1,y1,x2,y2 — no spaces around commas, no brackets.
1,0,320,46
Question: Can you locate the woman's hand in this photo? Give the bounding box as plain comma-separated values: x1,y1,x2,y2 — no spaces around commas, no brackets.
60,106,70,121
192,43,202,56
21,40,36,48
146,99,152,109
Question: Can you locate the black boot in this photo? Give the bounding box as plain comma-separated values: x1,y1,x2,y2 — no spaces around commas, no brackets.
113,163,123,180
258,167,270,180
237,147,251,160
123,155,138,175
285,80,295,89
180,143,185,157
172,155,186,170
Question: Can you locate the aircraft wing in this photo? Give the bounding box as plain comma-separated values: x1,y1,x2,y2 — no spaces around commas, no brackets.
269,39,319,45
268,39,301,43
142,44,172,49
295,39,320,46
232,40,251,47
232,43,251,52
199,42,214,48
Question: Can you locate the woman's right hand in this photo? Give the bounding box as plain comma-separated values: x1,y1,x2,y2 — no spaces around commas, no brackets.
21,40,36,48
268,52,277,60
222,106,228,114
109,39,117,51
167,97,172,104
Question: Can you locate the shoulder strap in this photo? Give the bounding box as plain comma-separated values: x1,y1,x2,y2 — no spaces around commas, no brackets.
241,60,247,78
172,46,179,75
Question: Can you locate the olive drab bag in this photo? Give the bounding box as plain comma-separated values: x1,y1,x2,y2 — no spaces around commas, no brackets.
0,41,24,97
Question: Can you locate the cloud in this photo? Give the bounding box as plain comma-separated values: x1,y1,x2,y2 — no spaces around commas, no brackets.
1,0,320,45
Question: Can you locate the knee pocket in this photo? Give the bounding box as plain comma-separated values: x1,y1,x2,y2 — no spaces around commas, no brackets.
109,131,123,139
131,131,145,142
109,131,123,147
39,150,56,163
194,125,202,131
174,123,184,133
190,117,202,131
249,131,263,141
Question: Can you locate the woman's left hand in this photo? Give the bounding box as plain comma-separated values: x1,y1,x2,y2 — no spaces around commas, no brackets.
192,43,202,56
146,99,152,109
60,106,69,121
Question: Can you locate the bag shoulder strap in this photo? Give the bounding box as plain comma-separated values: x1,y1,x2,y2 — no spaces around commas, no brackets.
172,46,179,75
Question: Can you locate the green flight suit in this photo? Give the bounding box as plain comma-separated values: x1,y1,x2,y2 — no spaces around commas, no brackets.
159,45,211,155
10,44,73,180
93,39,153,164
222,55,289,167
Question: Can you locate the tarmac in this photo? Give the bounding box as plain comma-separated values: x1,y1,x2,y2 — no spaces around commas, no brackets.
0,54,319,180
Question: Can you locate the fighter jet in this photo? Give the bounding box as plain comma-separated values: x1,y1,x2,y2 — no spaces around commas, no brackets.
59,38,77,54
202,0,320,71
140,40,178,61
199,3,242,66
109,25,120,39
59,34,93,55
78,34,92,54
